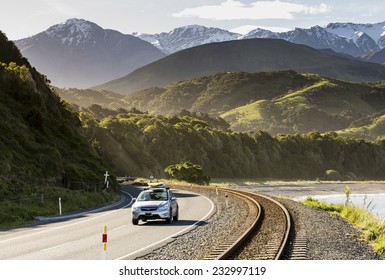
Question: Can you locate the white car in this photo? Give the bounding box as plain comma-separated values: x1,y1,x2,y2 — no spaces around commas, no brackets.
131,187,178,225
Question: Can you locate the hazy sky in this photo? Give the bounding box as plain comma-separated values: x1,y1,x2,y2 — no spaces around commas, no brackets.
1,0,385,40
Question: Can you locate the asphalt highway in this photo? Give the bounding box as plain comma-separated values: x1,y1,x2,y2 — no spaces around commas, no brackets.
0,185,214,260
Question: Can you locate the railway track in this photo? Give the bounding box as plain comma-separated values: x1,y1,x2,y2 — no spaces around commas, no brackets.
229,190,291,260
179,185,291,260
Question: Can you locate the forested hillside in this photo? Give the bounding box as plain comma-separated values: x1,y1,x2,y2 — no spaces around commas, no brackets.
0,31,117,227
60,71,385,137
81,109,385,181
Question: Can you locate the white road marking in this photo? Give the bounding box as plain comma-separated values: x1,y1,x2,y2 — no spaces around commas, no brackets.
0,191,134,244
42,242,72,252
111,225,128,232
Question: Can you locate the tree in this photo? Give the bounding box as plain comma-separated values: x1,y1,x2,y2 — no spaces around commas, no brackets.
165,161,210,185
325,169,342,180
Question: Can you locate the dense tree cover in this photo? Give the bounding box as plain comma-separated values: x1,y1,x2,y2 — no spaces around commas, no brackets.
0,31,117,226
81,110,385,180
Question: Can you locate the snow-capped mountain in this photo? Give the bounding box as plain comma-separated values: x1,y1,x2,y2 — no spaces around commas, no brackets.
135,25,241,54
43,18,98,48
244,26,363,56
242,28,278,39
326,21,385,48
15,19,165,88
134,21,385,58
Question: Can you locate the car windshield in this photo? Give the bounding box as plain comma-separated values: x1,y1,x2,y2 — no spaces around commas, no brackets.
137,191,168,201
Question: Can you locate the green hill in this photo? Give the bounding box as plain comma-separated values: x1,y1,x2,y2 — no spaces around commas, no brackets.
54,87,124,109
221,74,385,134
90,71,385,135
119,70,314,116
93,38,385,94
337,110,385,140
0,31,117,227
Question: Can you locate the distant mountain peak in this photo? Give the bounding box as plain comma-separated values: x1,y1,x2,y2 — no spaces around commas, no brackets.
46,18,96,32
136,24,241,54
133,20,385,57
65,18,88,24
44,18,101,45
15,18,165,88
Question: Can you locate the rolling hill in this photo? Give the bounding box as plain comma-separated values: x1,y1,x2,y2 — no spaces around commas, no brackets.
119,71,385,134
60,70,385,136
93,38,385,94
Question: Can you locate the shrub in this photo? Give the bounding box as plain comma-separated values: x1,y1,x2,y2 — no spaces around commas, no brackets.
325,169,342,180
165,161,210,185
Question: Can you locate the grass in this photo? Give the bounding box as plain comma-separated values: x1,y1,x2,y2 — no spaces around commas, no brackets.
303,197,385,257
220,100,265,121
0,185,118,229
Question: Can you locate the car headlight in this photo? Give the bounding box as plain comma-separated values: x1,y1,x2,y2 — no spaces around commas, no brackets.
132,206,139,211
157,204,169,211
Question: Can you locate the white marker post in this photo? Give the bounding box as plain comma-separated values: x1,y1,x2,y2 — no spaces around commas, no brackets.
104,171,110,190
59,197,62,215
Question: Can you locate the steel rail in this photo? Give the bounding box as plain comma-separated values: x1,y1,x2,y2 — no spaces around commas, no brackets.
170,184,291,260
203,188,261,260
188,186,291,260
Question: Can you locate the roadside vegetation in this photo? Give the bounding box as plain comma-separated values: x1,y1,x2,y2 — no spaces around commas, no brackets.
303,196,385,257
0,31,118,228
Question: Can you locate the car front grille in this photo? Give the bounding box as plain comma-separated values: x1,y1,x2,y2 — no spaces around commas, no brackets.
141,207,158,211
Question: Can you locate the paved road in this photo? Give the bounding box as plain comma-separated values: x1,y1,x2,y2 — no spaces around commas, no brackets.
0,185,214,260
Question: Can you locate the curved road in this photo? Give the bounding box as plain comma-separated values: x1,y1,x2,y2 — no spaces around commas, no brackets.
0,185,214,260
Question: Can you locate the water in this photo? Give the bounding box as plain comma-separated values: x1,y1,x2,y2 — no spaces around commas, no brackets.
298,193,385,218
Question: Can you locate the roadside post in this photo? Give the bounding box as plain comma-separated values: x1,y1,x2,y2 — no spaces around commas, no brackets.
59,197,62,215
104,171,110,190
102,225,108,260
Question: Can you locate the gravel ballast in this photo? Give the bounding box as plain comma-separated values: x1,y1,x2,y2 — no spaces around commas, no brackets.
278,198,383,260
132,185,383,260
134,186,249,260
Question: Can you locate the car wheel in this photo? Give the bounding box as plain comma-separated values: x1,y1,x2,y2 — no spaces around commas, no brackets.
132,218,139,225
166,209,173,224
173,206,179,221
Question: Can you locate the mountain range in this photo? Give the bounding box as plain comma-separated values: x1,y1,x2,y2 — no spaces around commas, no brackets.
14,19,165,88
14,19,385,89
93,38,385,94
135,21,385,58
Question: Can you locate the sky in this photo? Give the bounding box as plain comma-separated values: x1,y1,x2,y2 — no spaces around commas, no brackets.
1,0,385,40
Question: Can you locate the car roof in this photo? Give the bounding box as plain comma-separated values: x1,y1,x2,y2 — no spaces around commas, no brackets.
142,188,168,193
148,182,169,189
